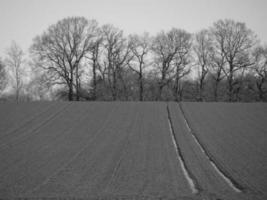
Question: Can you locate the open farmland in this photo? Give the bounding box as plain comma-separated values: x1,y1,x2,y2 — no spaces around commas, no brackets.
0,102,266,200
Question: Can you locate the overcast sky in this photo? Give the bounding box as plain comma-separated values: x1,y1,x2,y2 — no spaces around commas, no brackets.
0,0,266,57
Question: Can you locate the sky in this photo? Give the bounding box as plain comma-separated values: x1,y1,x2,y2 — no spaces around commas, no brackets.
0,0,267,57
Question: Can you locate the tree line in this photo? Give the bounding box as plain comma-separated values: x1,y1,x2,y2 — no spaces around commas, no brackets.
0,17,266,102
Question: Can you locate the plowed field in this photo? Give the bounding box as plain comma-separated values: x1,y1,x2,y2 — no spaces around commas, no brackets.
0,102,266,200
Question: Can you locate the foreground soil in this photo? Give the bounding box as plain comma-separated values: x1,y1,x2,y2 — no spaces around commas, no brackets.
0,102,266,200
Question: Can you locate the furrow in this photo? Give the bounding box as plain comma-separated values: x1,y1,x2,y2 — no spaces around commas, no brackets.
25,104,117,196
178,102,244,193
166,105,200,194
100,105,139,194
0,102,71,149
0,103,57,139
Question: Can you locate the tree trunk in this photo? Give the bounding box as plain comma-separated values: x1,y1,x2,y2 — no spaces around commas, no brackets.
173,63,182,102
214,80,219,101
257,80,264,101
119,71,128,100
139,67,143,101
228,64,234,102
139,77,143,101
174,76,179,102
178,87,183,102
228,79,233,101
259,90,263,101
69,71,74,101
68,84,73,101
199,65,207,102
92,60,97,100
112,69,117,100
199,77,204,101
75,67,80,101
157,83,163,101
157,67,166,101
16,69,19,103
16,88,19,103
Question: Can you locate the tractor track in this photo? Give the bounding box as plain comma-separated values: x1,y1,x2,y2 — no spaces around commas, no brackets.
178,102,245,193
166,105,201,194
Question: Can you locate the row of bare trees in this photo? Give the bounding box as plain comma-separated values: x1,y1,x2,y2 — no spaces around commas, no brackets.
0,17,266,102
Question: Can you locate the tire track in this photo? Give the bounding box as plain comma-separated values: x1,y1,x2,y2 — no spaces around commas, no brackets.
25,103,117,196
0,102,71,149
101,106,140,194
178,102,244,193
0,103,60,139
75,103,139,196
0,103,76,178
166,105,201,194
0,103,100,195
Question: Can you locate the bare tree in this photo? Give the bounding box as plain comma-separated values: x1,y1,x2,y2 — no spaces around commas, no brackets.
250,45,267,101
26,62,53,100
152,29,188,100
171,29,192,101
193,29,214,101
212,19,256,101
0,58,7,96
31,17,98,101
209,50,226,101
88,36,102,100
128,33,151,101
17,17,266,102
101,24,132,100
5,42,24,103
